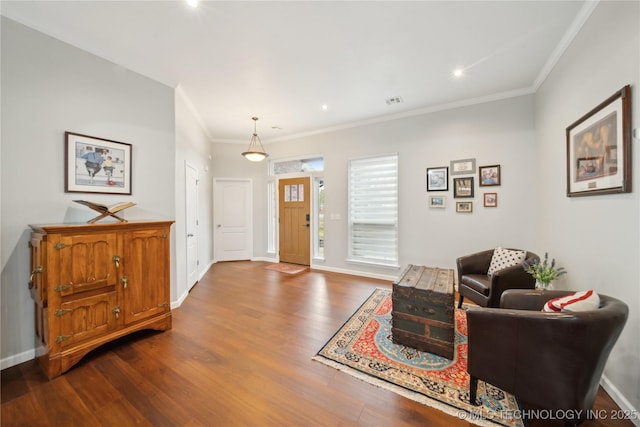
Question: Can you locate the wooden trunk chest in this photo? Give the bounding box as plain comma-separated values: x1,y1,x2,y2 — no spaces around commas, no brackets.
391,265,455,359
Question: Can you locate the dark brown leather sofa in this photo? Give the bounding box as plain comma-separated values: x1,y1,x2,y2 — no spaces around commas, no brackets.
456,249,539,308
466,289,628,424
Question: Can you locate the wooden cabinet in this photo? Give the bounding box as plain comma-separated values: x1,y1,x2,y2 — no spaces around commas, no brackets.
29,221,173,379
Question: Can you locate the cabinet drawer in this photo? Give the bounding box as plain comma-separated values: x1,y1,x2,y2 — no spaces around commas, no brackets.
58,291,118,347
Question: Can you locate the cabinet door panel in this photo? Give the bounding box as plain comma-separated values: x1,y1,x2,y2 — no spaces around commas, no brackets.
57,233,118,296
59,291,118,347
122,228,170,324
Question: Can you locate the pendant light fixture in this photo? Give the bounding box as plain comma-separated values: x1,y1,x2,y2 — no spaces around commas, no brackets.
241,117,269,162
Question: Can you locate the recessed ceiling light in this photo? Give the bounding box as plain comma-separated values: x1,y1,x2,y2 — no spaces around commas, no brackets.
385,96,403,106
186,0,198,7
453,69,463,78
321,104,328,111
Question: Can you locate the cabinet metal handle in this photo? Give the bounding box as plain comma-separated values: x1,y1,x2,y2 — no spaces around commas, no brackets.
112,306,121,320
112,256,120,269
121,276,128,289
28,266,43,289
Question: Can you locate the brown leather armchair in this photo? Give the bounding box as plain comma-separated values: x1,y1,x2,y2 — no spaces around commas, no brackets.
456,248,539,308
467,290,628,423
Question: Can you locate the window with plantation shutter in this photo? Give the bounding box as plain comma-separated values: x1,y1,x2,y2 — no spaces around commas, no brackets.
347,153,399,266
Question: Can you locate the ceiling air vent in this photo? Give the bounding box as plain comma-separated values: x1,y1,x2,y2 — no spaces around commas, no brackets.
385,96,403,106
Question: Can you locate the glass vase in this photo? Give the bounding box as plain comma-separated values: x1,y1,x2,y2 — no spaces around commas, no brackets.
535,280,553,291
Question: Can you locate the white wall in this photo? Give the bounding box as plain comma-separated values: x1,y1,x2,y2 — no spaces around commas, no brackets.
0,18,177,367
174,87,214,305
535,1,639,415
212,95,537,278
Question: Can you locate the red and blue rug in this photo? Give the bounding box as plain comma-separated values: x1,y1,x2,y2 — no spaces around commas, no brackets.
313,288,524,427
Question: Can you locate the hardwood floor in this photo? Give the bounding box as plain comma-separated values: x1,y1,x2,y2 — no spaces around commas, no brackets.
2,261,633,426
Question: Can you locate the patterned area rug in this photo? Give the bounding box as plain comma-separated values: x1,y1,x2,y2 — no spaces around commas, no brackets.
313,289,523,427
264,263,308,274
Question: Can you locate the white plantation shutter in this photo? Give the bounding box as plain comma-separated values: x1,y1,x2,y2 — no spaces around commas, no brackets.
348,153,398,266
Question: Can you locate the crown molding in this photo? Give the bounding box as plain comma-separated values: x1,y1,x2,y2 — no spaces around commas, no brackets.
245,87,535,144
533,0,600,90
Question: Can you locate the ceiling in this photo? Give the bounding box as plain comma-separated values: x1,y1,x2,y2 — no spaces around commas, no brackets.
1,1,592,143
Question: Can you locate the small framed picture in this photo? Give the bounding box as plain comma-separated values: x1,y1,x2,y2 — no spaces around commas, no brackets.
479,165,501,186
456,201,473,213
450,158,476,175
453,177,474,198
484,192,498,207
426,167,448,191
428,195,446,208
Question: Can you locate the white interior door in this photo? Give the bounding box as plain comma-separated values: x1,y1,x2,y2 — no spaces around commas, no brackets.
185,162,199,290
214,178,253,262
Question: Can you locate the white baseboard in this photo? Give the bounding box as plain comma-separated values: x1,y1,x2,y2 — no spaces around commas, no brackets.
173,260,217,309
207,258,394,281
252,256,278,263
601,375,640,426
1,348,35,371
172,289,189,309
239,258,396,281
310,264,397,282
199,260,215,280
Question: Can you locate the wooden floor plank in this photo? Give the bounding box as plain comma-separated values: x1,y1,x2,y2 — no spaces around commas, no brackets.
0,392,50,427
93,397,153,427
1,261,633,427
0,364,31,403
32,378,101,426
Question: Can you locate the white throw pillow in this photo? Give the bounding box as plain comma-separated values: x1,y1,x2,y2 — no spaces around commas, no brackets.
542,290,601,313
487,247,527,274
